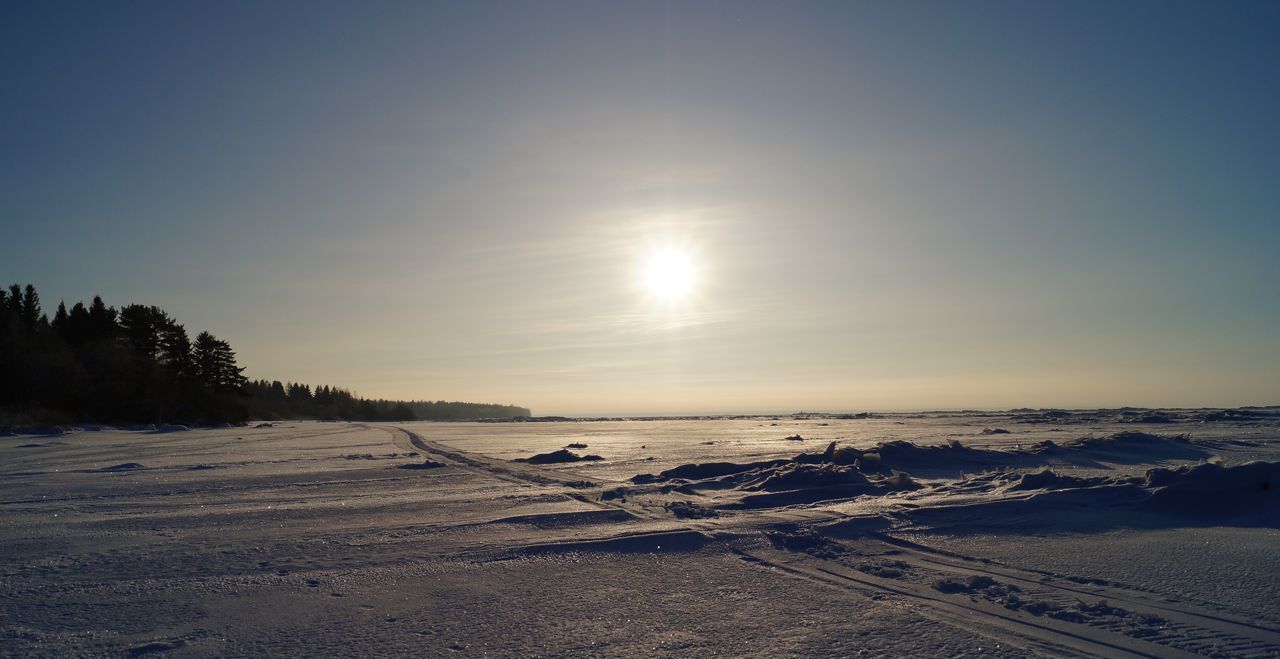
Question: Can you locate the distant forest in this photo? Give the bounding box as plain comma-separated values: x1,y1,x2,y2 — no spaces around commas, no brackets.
0,283,530,425
243,380,532,423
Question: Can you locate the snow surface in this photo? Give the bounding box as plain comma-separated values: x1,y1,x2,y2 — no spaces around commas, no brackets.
2,411,1278,657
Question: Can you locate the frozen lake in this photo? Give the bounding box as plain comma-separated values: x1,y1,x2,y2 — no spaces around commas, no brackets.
3,411,1278,656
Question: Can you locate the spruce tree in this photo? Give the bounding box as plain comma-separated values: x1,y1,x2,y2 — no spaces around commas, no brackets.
193,332,221,389
65,302,90,345
52,301,68,333
87,296,117,342
20,284,40,328
193,331,246,393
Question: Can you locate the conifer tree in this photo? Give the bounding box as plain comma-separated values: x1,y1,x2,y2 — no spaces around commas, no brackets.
193,331,247,393
158,320,192,378
52,301,68,332
20,284,40,328
119,304,167,360
87,296,117,342
64,302,90,345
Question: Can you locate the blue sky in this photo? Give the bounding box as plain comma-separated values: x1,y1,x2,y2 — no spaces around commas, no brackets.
3,1,1278,414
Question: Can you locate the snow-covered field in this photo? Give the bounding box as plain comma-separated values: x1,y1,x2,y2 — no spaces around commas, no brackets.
3,411,1278,657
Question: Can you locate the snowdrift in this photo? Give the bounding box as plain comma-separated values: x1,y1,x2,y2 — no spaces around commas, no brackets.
516,449,603,464
627,433,1261,516
1145,460,1278,515
635,432,1212,486
902,461,1280,531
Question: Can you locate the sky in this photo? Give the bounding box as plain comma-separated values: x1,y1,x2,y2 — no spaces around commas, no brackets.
3,1,1279,415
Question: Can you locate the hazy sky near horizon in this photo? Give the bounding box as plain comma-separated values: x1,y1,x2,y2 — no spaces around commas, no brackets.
4,1,1279,414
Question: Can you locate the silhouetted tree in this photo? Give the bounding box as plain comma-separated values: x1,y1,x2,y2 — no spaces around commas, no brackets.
158,320,192,378
62,302,90,345
119,304,167,360
20,284,40,329
86,296,117,342
52,301,68,332
193,332,246,393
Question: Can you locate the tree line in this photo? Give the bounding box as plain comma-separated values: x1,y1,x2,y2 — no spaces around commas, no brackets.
0,283,529,425
242,380,529,422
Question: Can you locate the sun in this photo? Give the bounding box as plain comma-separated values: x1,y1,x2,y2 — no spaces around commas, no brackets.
640,246,698,301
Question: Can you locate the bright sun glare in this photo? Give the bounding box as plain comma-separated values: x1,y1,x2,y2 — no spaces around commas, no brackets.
641,247,697,301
